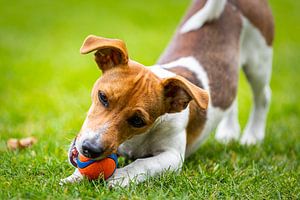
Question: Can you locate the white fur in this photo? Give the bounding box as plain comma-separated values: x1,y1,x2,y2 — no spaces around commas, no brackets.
180,0,227,34
215,99,240,143
150,65,176,78
239,17,273,145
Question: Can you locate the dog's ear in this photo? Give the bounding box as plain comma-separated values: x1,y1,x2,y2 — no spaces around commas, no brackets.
162,75,209,113
80,35,128,72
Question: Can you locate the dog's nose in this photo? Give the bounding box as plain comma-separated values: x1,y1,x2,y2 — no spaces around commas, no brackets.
81,140,104,158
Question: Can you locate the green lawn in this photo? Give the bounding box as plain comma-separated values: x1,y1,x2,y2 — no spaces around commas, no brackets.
0,0,299,199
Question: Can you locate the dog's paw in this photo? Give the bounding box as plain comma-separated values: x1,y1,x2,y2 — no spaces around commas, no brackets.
59,172,83,186
107,177,130,188
107,168,132,188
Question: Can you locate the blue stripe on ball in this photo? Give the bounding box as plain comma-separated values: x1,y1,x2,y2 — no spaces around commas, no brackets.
76,157,96,169
107,154,118,166
76,154,118,169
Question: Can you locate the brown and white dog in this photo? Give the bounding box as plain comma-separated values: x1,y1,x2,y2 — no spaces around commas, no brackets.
60,0,274,187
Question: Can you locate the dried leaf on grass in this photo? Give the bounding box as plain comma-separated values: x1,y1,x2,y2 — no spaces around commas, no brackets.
7,137,37,150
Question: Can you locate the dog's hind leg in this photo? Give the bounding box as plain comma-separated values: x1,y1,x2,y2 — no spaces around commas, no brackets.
239,18,273,145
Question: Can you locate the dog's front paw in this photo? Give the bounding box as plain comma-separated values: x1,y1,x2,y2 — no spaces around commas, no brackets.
59,171,83,185
107,177,130,188
107,168,132,188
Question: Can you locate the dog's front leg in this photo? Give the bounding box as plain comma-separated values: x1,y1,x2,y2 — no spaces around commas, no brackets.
108,150,183,187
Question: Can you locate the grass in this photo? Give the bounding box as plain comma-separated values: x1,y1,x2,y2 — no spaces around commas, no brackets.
0,0,299,199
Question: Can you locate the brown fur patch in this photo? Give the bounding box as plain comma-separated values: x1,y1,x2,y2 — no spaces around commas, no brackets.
229,0,274,46
159,2,242,110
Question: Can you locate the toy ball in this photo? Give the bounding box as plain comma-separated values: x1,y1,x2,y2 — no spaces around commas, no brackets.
76,153,118,180
68,141,118,180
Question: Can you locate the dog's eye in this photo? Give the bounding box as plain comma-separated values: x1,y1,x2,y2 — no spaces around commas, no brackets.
127,115,146,128
98,91,109,107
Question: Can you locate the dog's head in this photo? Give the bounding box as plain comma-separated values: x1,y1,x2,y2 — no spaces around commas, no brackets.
74,35,209,159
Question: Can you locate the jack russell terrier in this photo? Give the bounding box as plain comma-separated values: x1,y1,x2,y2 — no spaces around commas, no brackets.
61,0,274,187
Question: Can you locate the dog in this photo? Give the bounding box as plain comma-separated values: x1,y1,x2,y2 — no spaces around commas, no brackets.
60,0,274,187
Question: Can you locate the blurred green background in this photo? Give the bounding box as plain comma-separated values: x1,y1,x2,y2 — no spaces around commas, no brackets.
0,0,299,199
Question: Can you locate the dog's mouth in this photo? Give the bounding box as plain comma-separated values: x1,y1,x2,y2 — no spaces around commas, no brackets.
68,138,78,168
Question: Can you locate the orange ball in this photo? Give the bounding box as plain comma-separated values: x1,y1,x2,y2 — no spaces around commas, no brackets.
76,154,118,180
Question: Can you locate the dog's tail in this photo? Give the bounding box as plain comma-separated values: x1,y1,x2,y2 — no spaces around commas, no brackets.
180,0,227,34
